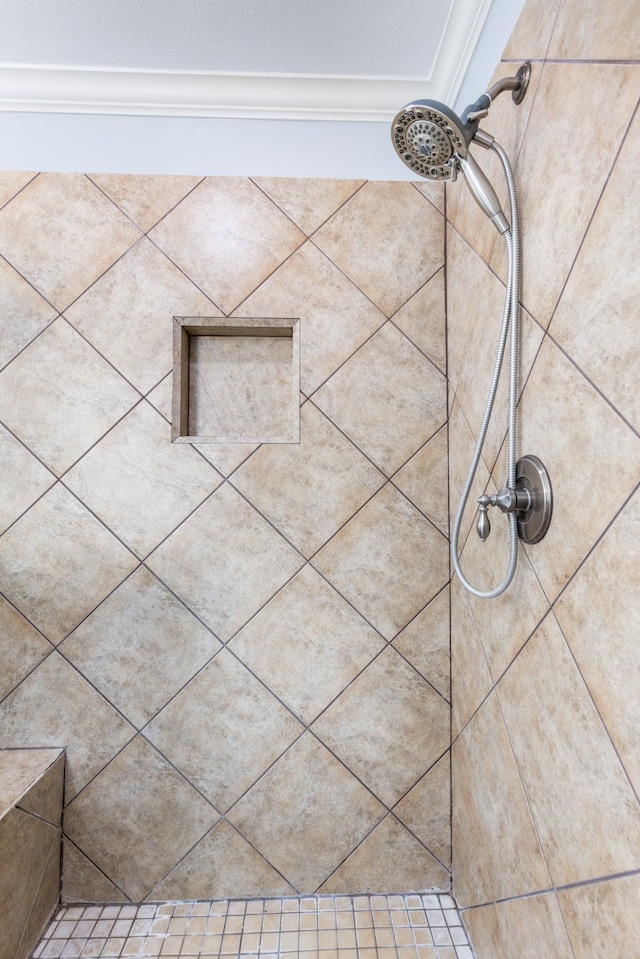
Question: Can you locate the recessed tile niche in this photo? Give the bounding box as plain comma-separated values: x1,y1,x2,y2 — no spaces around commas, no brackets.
172,317,300,444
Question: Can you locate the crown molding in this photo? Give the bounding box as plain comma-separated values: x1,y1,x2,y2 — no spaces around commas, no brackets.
0,0,493,121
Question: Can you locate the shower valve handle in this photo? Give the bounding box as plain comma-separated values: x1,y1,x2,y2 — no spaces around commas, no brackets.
476,486,532,541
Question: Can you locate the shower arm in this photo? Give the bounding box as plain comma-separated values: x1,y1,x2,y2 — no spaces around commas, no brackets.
463,62,531,123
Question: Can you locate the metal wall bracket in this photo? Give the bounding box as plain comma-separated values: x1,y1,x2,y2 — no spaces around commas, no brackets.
515,454,553,544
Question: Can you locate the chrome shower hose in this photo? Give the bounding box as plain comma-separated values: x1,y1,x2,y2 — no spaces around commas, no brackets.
450,141,521,598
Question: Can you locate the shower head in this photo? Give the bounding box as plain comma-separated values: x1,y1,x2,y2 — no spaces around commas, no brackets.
391,96,509,234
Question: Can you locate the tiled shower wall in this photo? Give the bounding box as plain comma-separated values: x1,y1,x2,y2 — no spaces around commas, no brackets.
0,174,451,902
447,0,640,956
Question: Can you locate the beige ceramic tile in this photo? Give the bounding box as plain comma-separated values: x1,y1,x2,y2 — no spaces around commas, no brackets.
392,587,450,702
459,903,501,959
393,754,451,869
236,240,386,396
15,751,65,825
498,613,640,886
230,401,385,557
452,692,550,907
517,335,640,602
64,735,218,902
0,257,58,371
88,173,203,232
146,482,305,641
61,839,128,903
0,171,37,208
554,490,640,795
392,425,449,537
65,400,222,557
0,597,52,702
313,484,449,641
0,807,58,959
313,181,444,317
313,322,446,476
448,397,492,549
65,238,219,395
548,0,640,59
145,649,303,811
0,483,138,643
0,318,139,476
549,107,640,432
228,733,385,893
60,566,221,729
0,748,63,818
19,829,61,957
252,178,366,235
502,0,563,59
149,820,295,901
312,647,449,808
411,179,445,215
0,424,55,533
557,873,640,959
0,173,141,311
390,267,446,374
230,565,384,725
463,891,574,959
450,579,494,741
319,815,450,895
501,63,639,327
148,177,305,314
0,652,135,801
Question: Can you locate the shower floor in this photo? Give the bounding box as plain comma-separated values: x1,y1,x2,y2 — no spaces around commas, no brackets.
33,894,474,959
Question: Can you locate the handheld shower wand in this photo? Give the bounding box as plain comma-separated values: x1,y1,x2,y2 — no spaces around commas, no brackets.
391,62,552,599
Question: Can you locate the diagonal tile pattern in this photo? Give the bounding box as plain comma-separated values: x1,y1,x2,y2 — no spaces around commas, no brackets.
0,170,450,903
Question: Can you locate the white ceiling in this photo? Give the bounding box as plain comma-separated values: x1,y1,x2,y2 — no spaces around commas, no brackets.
0,0,526,177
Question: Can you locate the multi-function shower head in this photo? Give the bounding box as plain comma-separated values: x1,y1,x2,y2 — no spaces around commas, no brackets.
391,63,531,235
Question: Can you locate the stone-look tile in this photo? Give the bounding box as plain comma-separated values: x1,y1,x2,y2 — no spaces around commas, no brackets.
0,257,58,371
230,565,384,725
0,806,58,959
0,597,53,701
502,0,563,58
0,171,36,208
0,319,139,476
391,268,446,374
146,649,303,811
393,426,449,537
313,484,449,641
394,754,451,868
499,63,639,327
0,652,135,801
517,336,640,602
18,828,61,959
548,0,640,59
313,181,444,318
65,401,222,557
0,748,63,818
146,483,305,641
314,322,446,476
61,840,128,903
149,820,295,901
393,587,450,702
148,177,306,314
448,397,492,548
554,491,640,795
452,693,550,907
231,402,385,558
0,424,55,533
0,483,138,644
463,891,574,959
89,173,203,231
411,179,445,215
16,751,65,825
312,647,449,808
557,873,640,959
60,567,221,730
236,240,386,396
65,238,219,395
193,440,259,478
64,736,219,902
227,733,385,893
498,613,640,886
0,173,141,311
252,178,366,235
550,108,640,432
319,815,450,895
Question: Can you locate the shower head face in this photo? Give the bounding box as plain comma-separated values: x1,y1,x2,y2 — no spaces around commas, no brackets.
391,99,470,180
